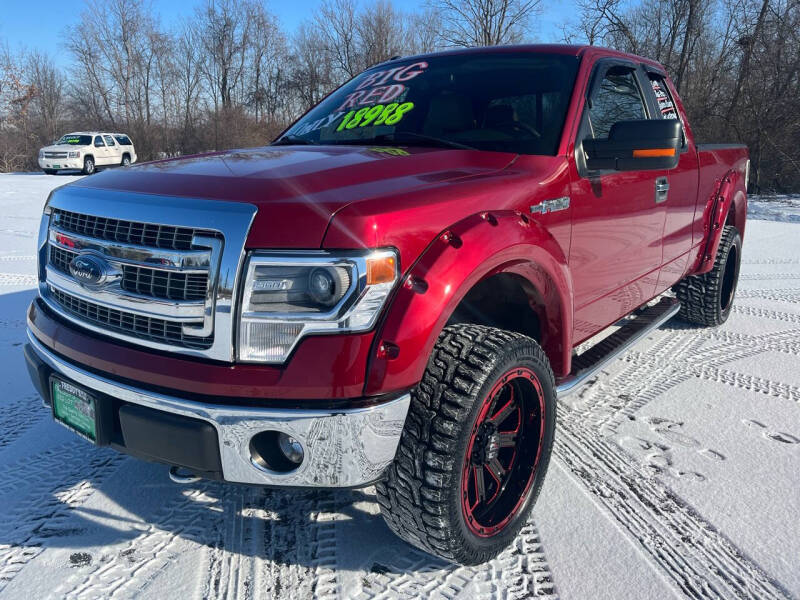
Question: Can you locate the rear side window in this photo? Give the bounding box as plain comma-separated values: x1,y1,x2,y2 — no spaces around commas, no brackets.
587,66,647,139
114,135,132,146
648,76,678,119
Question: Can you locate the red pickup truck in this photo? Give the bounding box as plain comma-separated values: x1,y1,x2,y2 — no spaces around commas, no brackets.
25,45,748,565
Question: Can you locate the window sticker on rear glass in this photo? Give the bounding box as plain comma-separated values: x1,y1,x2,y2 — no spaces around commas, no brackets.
650,79,678,119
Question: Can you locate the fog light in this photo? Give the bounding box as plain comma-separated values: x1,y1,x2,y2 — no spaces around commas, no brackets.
250,430,305,473
278,432,304,464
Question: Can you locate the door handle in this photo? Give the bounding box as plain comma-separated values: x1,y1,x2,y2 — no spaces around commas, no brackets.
655,177,669,203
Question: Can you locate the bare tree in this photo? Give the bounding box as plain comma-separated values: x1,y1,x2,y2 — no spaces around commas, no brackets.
25,51,65,144
431,0,541,47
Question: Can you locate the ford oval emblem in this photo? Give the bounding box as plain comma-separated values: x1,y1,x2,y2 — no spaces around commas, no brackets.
69,254,108,287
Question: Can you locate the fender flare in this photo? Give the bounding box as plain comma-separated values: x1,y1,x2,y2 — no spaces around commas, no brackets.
364,210,573,395
696,168,747,274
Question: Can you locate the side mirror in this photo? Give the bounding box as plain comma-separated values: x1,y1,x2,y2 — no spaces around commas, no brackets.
583,120,682,171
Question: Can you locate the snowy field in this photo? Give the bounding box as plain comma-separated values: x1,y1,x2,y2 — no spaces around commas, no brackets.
0,173,798,600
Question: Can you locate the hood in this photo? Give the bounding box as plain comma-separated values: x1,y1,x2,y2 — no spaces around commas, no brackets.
41,144,88,152
70,145,515,247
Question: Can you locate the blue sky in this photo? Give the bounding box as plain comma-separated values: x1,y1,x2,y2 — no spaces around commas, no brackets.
0,0,579,65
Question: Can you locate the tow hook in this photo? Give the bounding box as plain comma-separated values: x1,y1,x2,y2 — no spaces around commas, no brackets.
168,466,201,484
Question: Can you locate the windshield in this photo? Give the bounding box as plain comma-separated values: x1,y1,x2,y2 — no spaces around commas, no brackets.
278,52,579,155
56,134,92,146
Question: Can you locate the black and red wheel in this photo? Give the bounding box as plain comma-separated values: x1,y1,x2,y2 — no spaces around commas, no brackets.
462,367,545,537
376,324,556,565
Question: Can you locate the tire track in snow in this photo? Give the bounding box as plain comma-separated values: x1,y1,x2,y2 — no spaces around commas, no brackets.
555,409,792,600
0,394,48,452
736,288,800,303
0,273,38,286
730,305,800,324
0,255,36,262
739,272,800,281
0,449,124,593
352,521,557,599
56,484,227,600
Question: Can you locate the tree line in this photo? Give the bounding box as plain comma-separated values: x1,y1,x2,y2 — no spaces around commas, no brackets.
1,0,798,192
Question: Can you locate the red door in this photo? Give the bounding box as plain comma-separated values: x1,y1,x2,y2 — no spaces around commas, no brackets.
568,61,667,343
646,73,700,293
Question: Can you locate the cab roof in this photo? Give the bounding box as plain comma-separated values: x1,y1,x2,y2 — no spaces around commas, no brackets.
377,44,666,74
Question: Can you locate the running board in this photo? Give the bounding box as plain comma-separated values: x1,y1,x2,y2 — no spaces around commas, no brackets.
556,297,681,397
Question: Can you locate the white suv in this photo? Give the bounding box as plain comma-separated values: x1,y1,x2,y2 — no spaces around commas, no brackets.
38,132,137,175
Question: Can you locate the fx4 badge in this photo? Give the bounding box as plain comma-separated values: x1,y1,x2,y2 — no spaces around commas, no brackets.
530,196,570,215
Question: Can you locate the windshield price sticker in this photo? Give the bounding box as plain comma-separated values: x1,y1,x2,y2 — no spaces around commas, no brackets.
336,62,428,112
337,103,415,131
286,61,428,138
62,136,83,144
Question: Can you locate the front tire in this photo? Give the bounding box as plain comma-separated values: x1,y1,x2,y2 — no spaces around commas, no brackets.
42,169,56,175
675,225,742,326
82,156,95,175
376,324,556,565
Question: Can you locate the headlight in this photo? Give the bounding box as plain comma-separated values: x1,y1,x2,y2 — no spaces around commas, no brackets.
68,151,80,158
38,150,44,158
238,249,399,362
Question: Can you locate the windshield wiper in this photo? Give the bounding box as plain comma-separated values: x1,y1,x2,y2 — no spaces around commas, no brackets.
271,135,318,146
327,132,476,150
374,132,477,151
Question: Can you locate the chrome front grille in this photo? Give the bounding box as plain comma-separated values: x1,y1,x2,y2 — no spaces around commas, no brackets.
52,209,209,251
37,186,257,361
49,245,208,302
49,287,212,349
44,152,68,159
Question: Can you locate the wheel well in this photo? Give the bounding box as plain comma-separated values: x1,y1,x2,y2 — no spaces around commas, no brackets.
446,273,542,343
122,152,130,159
726,205,736,228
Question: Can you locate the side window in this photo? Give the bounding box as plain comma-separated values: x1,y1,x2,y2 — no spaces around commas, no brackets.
94,136,105,147
648,76,678,119
103,135,116,146
648,74,687,148
587,66,647,139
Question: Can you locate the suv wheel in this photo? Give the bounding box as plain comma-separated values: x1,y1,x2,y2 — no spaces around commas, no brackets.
121,154,131,167
376,324,556,565
82,156,95,175
674,225,742,326
43,169,57,175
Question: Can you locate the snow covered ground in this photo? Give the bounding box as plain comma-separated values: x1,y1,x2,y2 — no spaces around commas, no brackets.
0,173,798,599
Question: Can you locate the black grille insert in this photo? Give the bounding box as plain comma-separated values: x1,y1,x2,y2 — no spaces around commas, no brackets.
49,287,212,349
52,209,214,251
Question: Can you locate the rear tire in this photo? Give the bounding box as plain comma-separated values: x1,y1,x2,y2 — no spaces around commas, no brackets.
82,156,95,175
376,324,556,565
121,154,131,167
675,225,742,326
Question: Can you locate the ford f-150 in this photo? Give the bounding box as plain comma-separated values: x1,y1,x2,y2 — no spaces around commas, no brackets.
24,45,749,564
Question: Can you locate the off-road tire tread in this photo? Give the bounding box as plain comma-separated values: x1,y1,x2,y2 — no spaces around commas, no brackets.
675,225,741,327
376,324,555,565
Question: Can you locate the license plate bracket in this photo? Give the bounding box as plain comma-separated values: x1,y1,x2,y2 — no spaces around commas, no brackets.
51,376,98,443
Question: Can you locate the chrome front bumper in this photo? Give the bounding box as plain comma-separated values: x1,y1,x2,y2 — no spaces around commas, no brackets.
27,330,410,488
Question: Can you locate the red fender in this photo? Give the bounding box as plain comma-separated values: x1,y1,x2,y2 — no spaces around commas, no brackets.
364,210,573,396
695,168,747,274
